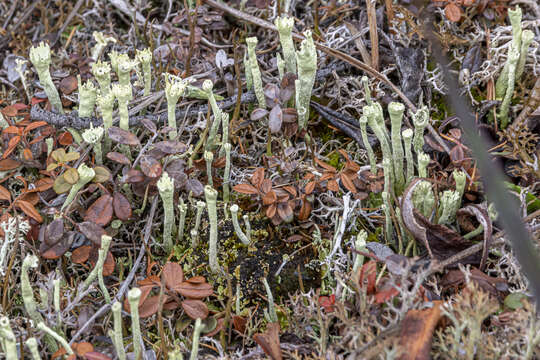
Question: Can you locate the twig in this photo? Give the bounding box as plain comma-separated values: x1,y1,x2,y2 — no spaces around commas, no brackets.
69,197,158,346
365,0,379,71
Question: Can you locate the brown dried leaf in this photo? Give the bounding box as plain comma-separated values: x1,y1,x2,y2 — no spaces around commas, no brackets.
174,281,213,299
59,76,78,95
72,245,92,264
0,185,11,202
106,152,131,165
0,158,21,171
82,352,112,360
153,141,188,154
139,295,166,318
262,189,277,205
327,179,339,192
162,262,184,290
181,299,209,319
304,181,316,195
78,221,107,246
314,157,336,172
113,191,132,221
251,167,265,188
85,195,113,226
16,200,42,223
107,127,140,146
398,301,442,360
253,322,283,360
233,183,259,195
444,3,462,22
340,172,357,193
140,155,162,178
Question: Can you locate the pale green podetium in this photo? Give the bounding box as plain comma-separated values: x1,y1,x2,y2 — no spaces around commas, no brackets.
230,204,250,245
136,48,153,98
417,152,430,178
246,37,266,108
412,180,435,218
203,79,222,151
412,106,429,155
437,190,461,226
80,234,112,301
128,288,143,360
29,42,64,114
295,30,317,131
191,200,205,248
164,73,188,139
388,102,405,191
516,30,533,81
177,199,187,244
82,124,104,165
111,301,127,360
359,115,377,174
223,143,232,204
15,58,30,101
62,164,95,211
262,277,278,323
499,46,519,129
219,113,230,157
157,172,175,253
114,53,138,87
25,337,42,360
204,151,214,187
382,191,393,240
453,170,467,200
96,90,115,151
274,16,296,75
402,129,414,183
352,230,367,273
37,322,73,356
190,318,203,360
78,75,98,115
495,6,522,99
112,83,133,131
91,61,112,96
243,52,252,91
91,31,116,61
365,104,393,183
205,185,220,274
0,316,18,360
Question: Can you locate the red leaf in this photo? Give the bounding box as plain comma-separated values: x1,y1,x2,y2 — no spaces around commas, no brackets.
162,262,184,290
233,183,259,195
181,299,209,319
253,322,283,360
113,191,132,221
15,200,42,223
0,185,11,202
174,281,213,299
0,159,21,171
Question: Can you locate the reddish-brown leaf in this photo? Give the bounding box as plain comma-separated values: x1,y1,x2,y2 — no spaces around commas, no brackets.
185,276,206,284
233,315,247,334
3,135,21,159
266,203,277,219
78,221,107,246
1,105,18,117
89,250,115,276
444,3,462,22
73,341,94,356
0,185,11,202
162,262,184,290
106,152,131,165
181,299,209,319
314,157,336,172
398,301,442,360
32,177,54,192
261,178,272,194
85,195,113,226
340,172,357,193
304,181,316,195
327,179,339,192
107,127,140,146
140,155,162,178
262,189,277,205
22,148,33,161
16,200,42,223
319,172,335,182
298,197,312,221
277,202,293,223
233,183,259,195
72,245,92,264
138,294,167,318
113,191,132,221
0,158,21,171
59,76,78,95
174,281,213,299
23,121,48,135
253,322,283,360
58,131,74,146
250,167,265,188
153,141,188,154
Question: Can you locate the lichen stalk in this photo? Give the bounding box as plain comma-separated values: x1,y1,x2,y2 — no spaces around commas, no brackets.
29,42,64,114
205,185,220,274
246,37,266,108
81,235,112,296
37,322,72,355
111,301,127,360
190,318,203,360
230,204,250,245
402,129,414,183
499,46,519,129
388,102,405,191
437,190,461,225
0,317,17,360
352,230,367,273
223,143,232,204
25,337,42,360
91,32,116,61
112,83,133,131
204,151,214,187
417,152,430,178
382,191,393,241
359,115,377,174
365,104,393,183
136,48,152,98
295,31,317,131
495,6,522,98
274,16,296,75
128,288,143,360
262,278,278,323
219,113,230,157
177,199,187,244
361,76,372,106
412,106,429,155
516,30,533,81
82,124,104,165
164,74,188,139
453,170,466,200
157,172,175,253
115,53,138,87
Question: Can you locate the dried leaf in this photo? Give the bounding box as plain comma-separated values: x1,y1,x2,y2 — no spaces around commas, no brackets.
0,158,21,171
181,299,209,319
138,295,166,318
153,141,188,154
85,195,113,226
253,322,282,360
444,3,462,22
340,172,357,193
251,167,265,188
78,221,107,246
73,341,94,356
107,127,140,146
262,189,277,205
16,200,42,223
233,315,247,333
0,185,11,202
268,105,283,133
456,204,492,270
162,262,184,290
58,131,73,146
72,245,92,264
398,301,442,360
314,157,337,172
40,230,75,259
140,155,162,178
92,166,111,183
1,105,18,117
59,75,78,95
233,183,259,195
63,167,79,185
304,181,316,195
174,281,213,299
251,108,268,121
88,250,115,276
113,191,132,221
106,152,131,165
327,179,339,192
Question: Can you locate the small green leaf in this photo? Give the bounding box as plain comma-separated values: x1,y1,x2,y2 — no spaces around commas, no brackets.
504,292,528,310
63,167,79,185
53,176,72,194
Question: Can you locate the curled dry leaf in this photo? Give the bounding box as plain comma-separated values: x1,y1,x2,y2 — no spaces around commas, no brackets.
398,301,443,360
40,230,75,259
181,299,209,319
456,204,492,270
0,185,11,202
0,158,21,171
